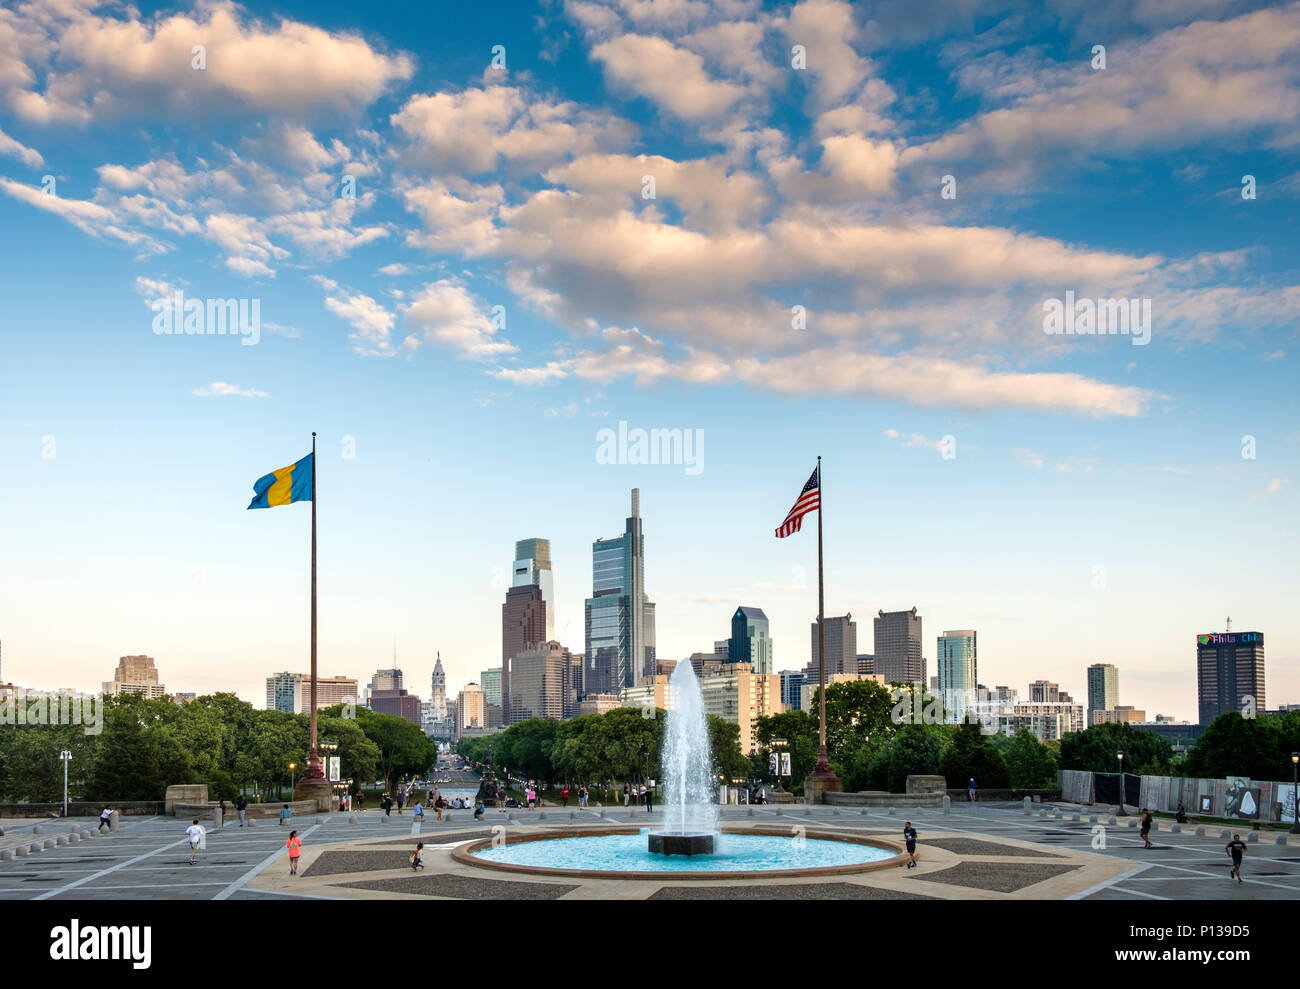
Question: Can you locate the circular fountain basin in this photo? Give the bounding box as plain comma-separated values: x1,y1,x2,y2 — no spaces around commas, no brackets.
455,826,903,879
647,831,714,856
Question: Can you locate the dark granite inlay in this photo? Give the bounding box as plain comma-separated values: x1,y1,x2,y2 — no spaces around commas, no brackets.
912,861,1078,892
336,873,578,899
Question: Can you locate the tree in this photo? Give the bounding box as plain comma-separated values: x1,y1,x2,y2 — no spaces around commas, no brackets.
1183,711,1295,781
885,724,947,793
706,715,748,781
939,721,1010,790
1058,722,1171,775
1004,729,1057,788
353,709,433,789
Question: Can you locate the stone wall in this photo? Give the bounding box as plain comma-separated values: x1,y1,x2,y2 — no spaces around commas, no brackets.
824,791,944,807
944,788,1061,802
0,801,165,818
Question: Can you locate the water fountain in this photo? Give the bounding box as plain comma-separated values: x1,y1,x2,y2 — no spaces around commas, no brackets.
648,659,716,856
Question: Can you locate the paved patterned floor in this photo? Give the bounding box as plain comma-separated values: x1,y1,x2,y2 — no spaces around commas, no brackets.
1,803,1294,899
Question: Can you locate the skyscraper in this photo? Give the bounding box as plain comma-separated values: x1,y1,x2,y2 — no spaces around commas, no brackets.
729,607,773,675
584,488,655,694
513,538,555,642
808,614,856,677
874,608,924,685
365,668,402,707
480,668,502,708
103,655,167,699
936,630,977,723
507,641,579,722
780,670,807,711
266,671,299,713
1087,663,1119,724
502,583,546,724
1029,680,1060,702
1197,629,1265,725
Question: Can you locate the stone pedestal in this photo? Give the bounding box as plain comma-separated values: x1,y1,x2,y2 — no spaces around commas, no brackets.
803,772,843,806
293,780,335,814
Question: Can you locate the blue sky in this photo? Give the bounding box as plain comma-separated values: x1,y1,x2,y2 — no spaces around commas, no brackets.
0,0,1296,720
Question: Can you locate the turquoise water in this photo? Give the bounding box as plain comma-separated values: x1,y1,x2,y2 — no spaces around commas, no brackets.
470,831,894,873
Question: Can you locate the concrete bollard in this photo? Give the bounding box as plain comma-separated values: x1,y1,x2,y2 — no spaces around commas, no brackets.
30,842,42,853
14,845,27,857
1088,815,1098,824
57,835,69,846
1246,831,1258,843
775,808,783,816
539,812,547,820
33,826,44,835
1219,829,1231,840
570,811,577,820
1170,823,1181,833
805,807,813,816
942,795,951,815
43,839,55,849
887,807,896,816
832,809,840,816
349,815,357,824
0,849,12,861
1126,819,1136,828
747,808,754,817
247,818,256,827
1195,826,1206,837
68,832,80,843
214,807,224,829
1276,835,1288,846
1025,797,1033,816
109,811,120,833
314,818,322,826
445,814,453,823
507,813,516,822
1039,810,1048,818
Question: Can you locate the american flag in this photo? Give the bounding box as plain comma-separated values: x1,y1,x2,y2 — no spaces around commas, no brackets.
775,466,819,538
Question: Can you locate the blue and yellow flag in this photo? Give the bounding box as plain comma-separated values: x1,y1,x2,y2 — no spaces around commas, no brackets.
247,453,313,509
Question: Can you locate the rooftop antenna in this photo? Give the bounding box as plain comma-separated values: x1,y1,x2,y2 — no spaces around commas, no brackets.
1226,616,1232,633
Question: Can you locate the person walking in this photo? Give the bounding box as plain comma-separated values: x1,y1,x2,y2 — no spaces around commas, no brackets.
561,786,569,808
1226,833,1247,883
1140,809,1153,849
968,778,977,802
98,807,113,831
496,786,506,810
356,791,366,813
279,804,292,825
435,795,445,822
382,792,393,817
410,842,425,871
396,790,405,814
218,799,227,828
644,784,653,814
903,822,919,868
623,782,630,807
286,830,302,876
236,795,248,827
185,819,205,866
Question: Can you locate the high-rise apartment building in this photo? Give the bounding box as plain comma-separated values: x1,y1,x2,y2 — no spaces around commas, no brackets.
585,488,655,695
266,671,300,713
729,607,773,675
365,668,402,706
874,608,924,685
457,682,487,730
780,670,807,711
103,655,167,699
507,641,579,722
480,668,502,708
937,630,977,722
1197,629,1265,725
1087,663,1120,725
808,614,856,678
696,663,784,755
1029,680,1060,703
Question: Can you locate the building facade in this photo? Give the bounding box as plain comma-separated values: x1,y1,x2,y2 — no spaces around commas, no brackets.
502,583,546,723
697,663,784,755
808,614,856,678
513,538,555,643
873,608,924,685
430,653,448,721
457,683,487,730
1197,630,1265,725
480,668,502,708
585,488,655,696
103,654,167,699
936,630,978,723
370,688,422,725
779,670,807,711
507,641,579,722
729,607,773,675
1087,663,1119,723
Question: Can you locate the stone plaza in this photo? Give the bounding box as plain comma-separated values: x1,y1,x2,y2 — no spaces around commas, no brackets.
1,799,1294,900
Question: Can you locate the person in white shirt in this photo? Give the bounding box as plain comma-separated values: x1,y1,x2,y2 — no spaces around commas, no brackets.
185,819,205,865
98,807,113,831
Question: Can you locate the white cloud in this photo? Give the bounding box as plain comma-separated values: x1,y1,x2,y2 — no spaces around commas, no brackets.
192,382,268,398
401,280,516,359
0,125,42,166
590,34,747,121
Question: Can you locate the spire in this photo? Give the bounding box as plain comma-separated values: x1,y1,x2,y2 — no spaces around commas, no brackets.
631,487,639,518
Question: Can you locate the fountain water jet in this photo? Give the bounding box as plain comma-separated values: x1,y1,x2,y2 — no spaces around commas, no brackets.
649,658,716,855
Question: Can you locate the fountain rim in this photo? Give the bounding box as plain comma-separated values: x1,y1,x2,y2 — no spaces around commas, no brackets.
452,824,907,880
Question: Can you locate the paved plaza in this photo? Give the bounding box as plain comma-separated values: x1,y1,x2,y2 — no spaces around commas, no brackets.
1,802,1293,900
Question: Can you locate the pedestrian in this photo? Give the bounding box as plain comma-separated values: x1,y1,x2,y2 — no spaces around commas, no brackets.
98,806,113,831
580,786,588,808
382,792,392,817
496,786,505,810
279,803,292,825
474,800,485,821
968,778,977,802
624,782,630,807
185,818,205,866
357,791,366,813
1226,833,1247,883
236,794,248,827
286,830,302,876
397,791,405,814
645,785,653,814
410,842,425,871
218,799,227,827
1140,809,1153,849
1175,800,1187,824
903,821,918,868
435,796,445,822
561,786,569,807
413,800,425,821
527,786,536,809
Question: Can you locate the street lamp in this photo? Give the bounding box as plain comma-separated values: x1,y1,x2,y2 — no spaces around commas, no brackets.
59,750,72,817
289,761,297,795
1116,751,1125,817
1290,753,1299,835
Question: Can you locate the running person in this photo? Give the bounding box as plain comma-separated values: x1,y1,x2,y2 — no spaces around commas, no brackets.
902,822,918,868
968,778,977,801
1226,834,1247,883
286,830,302,876
185,819,205,865
1139,809,1153,848
411,842,425,870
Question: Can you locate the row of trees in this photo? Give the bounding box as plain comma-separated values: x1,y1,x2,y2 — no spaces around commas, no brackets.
455,707,749,788
0,693,436,803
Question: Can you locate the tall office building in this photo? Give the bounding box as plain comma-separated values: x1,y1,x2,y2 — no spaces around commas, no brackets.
370,688,422,725
729,607,773,675
366,668,402,706
1087,663,1119,725
430,653,447,721
103,655,168,699
1197,629,1265,725
480,668,502,708
874,608,924,685
584,488,655,695
507,641,579,722
809,614,856,677
513,538,555,643
457,682,487,731
502,583,546,724
780,670,807,711
937,630,978,722
266,672,299,713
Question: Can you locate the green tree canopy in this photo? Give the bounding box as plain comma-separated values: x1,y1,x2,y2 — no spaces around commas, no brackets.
1058,722,1172,775
939,721,1010,790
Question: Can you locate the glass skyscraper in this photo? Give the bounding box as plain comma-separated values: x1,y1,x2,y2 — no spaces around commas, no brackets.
936,630,977,722
730,606,773,675
1087,663,1119,724
585,488,656,695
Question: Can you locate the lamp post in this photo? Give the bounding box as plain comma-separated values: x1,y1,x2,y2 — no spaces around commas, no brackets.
289,762,297,796
59,750,72,817
1116,751,1125,816
771,738,788,792
1290,753,1299,835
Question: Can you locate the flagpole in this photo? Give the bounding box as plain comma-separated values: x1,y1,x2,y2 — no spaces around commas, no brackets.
305,430,323,782
809,455,839,790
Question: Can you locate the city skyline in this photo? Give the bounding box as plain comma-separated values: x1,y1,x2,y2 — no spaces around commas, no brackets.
1,0,1297,723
